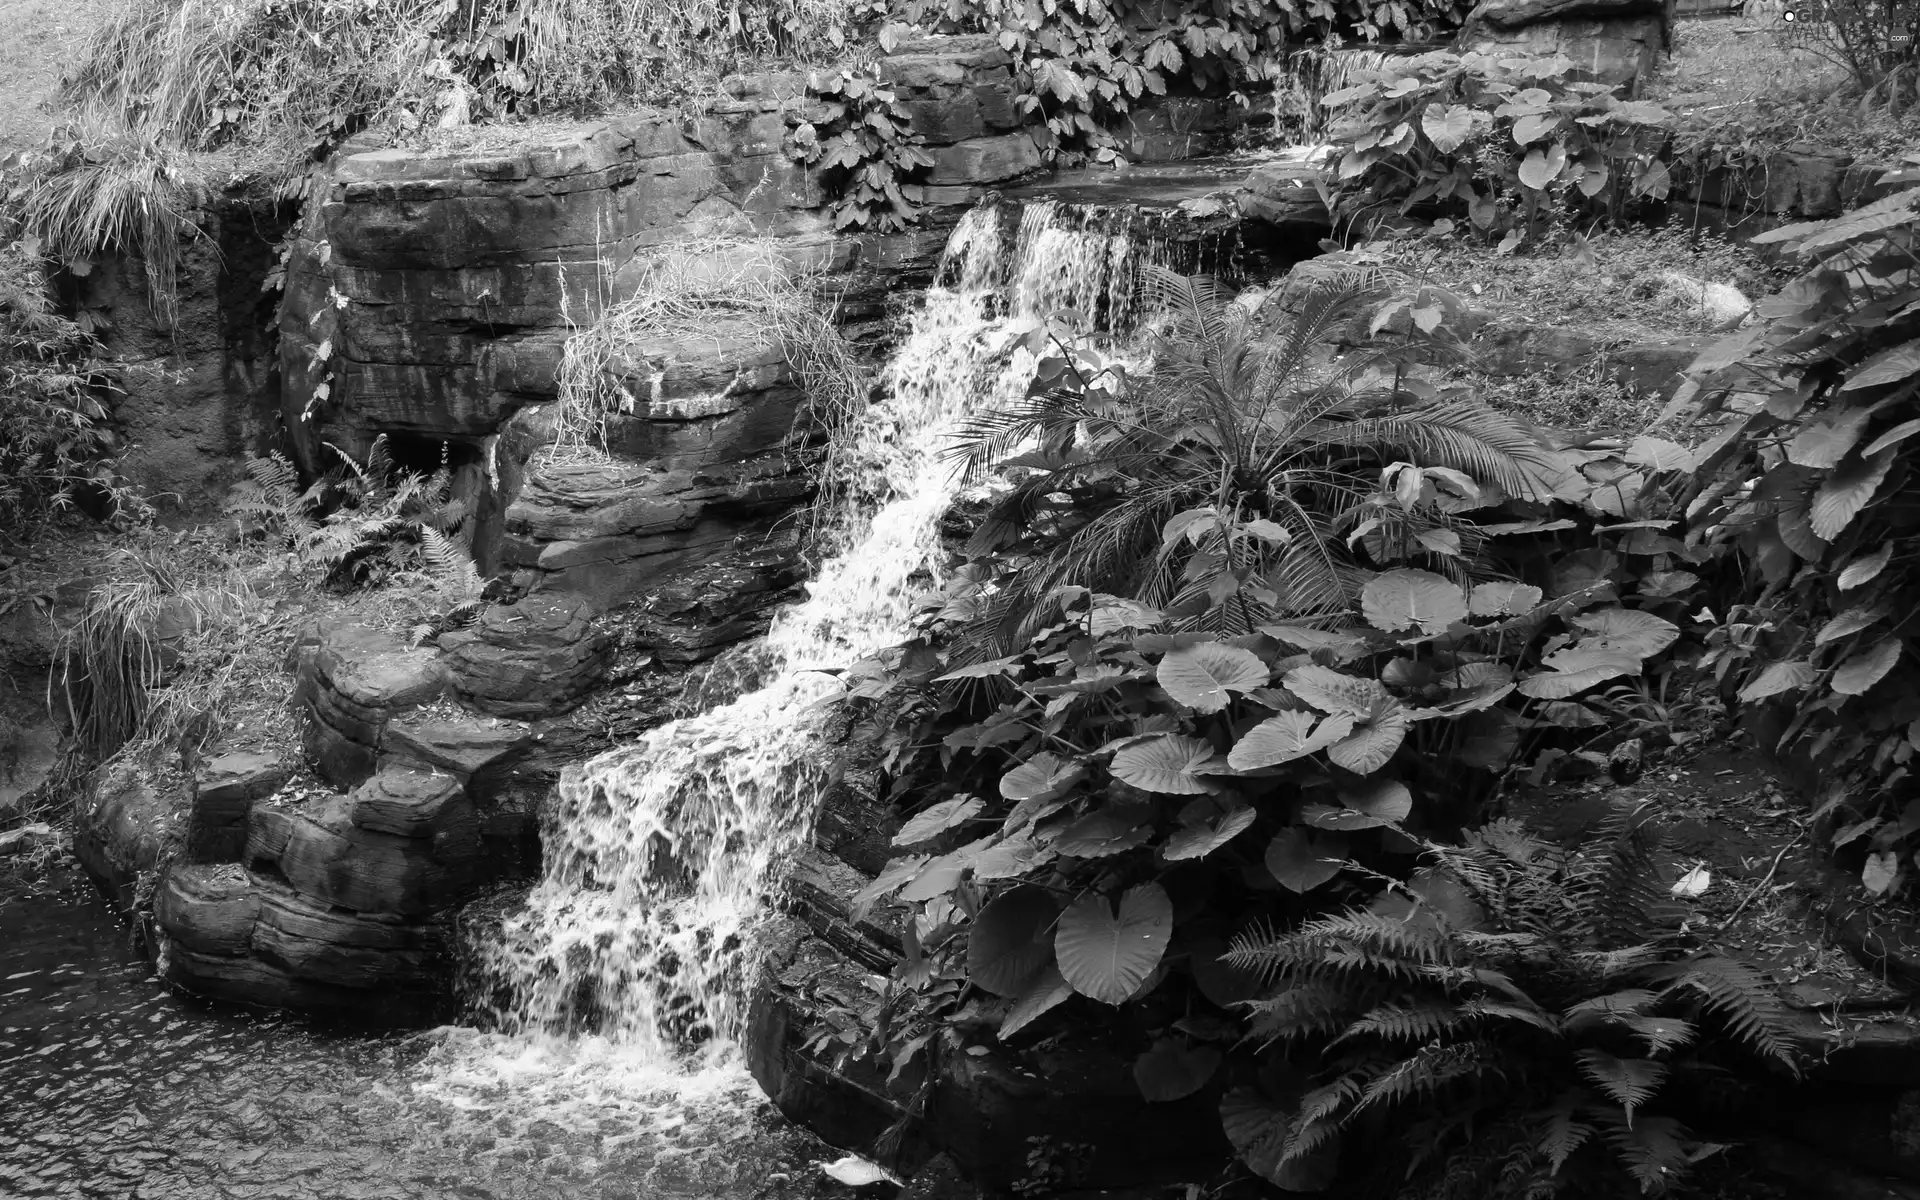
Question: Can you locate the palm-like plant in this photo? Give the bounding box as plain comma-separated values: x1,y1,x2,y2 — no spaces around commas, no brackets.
1221,803,1799,1199
948,267,1562,647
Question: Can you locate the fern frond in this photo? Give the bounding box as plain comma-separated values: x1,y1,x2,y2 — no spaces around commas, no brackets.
1354,1040,1504,1115
364,433,393,483
1593,1110,1697,1196
1574,1049,1667,1124
1334,998,1477,1046
1649,956,1799,1072
420,526,484,598
1534,1089,1600,1176
1244,978,1368,1044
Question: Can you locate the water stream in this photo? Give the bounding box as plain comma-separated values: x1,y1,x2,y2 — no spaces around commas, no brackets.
1,196,1195,1196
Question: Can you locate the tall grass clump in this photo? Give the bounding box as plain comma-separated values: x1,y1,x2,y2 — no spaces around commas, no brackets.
56,548,252,761
63,0,865,155
554,234,869,464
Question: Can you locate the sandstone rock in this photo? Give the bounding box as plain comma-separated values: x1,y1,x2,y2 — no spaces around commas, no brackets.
155,863,261,956
1606,334,1716,396
273,800,477,916
73,763,180,910
346,766,474,842
1687,144,1852,218
303,623,450,788
188,750,291,863
383,712,533,786
1473,321,1606,375
1473,0,1665,28
250,884,449,990
439,593,612,717
1237,154,1334,231
1462,14,1665,93
925,134,1043,187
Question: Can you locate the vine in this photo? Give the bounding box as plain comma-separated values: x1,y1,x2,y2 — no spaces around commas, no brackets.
791,65,936,232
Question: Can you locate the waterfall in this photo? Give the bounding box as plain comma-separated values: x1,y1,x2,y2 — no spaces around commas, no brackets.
1272,46,1399,143
469,199,1175,1067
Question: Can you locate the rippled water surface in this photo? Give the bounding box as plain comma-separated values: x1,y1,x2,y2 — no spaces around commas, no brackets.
1,866,828,1200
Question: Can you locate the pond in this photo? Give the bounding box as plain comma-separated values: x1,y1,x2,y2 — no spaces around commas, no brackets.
0,865,828,1200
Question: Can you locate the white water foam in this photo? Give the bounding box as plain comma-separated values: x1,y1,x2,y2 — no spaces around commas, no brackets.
465,199,1175,1083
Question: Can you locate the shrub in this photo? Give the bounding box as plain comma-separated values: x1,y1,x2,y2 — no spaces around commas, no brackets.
1683,158,1920,897
1222,805,1798,1196
896,0,1467,162
1777,0,1920,95
0,240,145,531
1323,51,1675,245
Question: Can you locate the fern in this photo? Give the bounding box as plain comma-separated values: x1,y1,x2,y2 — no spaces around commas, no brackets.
1646,956,1799,1070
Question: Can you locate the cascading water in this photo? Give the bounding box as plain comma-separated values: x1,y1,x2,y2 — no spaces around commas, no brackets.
1272,46,1400,143
470,199,1180,1068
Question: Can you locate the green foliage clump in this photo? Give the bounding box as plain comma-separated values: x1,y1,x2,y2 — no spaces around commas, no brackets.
0,241,144,532
1324,51,1675,245
814,268,1755,1188
230,436,486,638
793,65,936,232
898,0,1466,163
1223,805,1798,1197
1684,157,1920,897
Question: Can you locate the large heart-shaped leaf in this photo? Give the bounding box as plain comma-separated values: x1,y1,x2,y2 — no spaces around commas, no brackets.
999,963,1073,1040
1110,733,1223,794
1736,660,1817,703
1841,337,1920,391
850,854,929,918
1469,581,1542,617
1839,543,1894,590
893,795,984,846
1513,112,1559,146
1327,700,1409,774
1787,408,1873,468
1265,828,1347,893
1000,751,1086,803
1811,449,1894,540
1567,608,1679,658
1340,777,1413,823
1221,1088,1341,1191
1283,664,1386,716
1833,639,1902,695
1517,658,1640,699
1164,799,1258,860
968,886,1061,997
1157,643,1269,714
1228,710,1355,770
1055,883,1173,1005
1054,807,1154,857
1133,1039,1223,1102
1421,102,1474,152
972,835,1056,880
1361,568,1469,634
1518,144,1565,190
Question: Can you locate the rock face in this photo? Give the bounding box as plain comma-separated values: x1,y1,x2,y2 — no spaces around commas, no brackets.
438,593,612,717
72,761,182,911
187,750,292,863
1459,0,1672,93
299,621,450,787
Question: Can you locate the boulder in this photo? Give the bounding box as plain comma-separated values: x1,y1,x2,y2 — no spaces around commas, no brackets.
187,749,291,863
383,711,533,791
302,622,450,788
154,862,262,956
1461,14,1666,93
72,762,181,910
439,593,613,718
924,134,1044,188
345,766,476,845
272,805,475,916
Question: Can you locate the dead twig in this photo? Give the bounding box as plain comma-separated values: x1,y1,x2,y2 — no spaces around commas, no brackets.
1720,828,1807,931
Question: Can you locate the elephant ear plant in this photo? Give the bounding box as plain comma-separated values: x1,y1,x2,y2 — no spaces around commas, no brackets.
820,269,1782,1194
1683,159,1920,897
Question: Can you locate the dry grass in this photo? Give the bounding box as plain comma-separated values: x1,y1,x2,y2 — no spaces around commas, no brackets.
1652,18,1920,159
0,0,110,157
554,234,869,459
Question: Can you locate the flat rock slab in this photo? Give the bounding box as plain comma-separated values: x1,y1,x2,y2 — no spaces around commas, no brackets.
188,749,292,863
346,766,470,839
440,593,612,718
383,712,533,780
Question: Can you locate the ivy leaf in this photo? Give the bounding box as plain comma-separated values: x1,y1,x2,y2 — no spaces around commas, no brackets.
1470,581,1542,617
1054,807,1155,857
1054,883,1173,1006
1841,338,1920,391
1133,1039,1223,1102
1567,608,1680,658
1838,543,1894,590
1832,638,1902,695
1163,799,1258,860
1265,828,1347,893
1736,660,1818,702
1227,710,1355,770
1000,751,1086,803
1421,102,1476,152
1361,568,1469,633
1810,449,1894,540
893,795,984,846
1109,733,1224,794
999,963,1073,1040
1156,643,1269,714
968,885,1060,998
1787,408,1873,469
